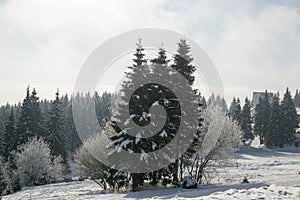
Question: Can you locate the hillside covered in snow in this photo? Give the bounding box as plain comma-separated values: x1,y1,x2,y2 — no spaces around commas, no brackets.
3,140,300,200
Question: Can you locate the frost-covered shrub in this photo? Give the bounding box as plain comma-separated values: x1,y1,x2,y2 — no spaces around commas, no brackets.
14,137,63,186
75,133,129,191
199,106,242,159
187,106,242,184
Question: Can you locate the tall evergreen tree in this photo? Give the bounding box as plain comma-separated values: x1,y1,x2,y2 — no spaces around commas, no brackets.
207,94,227,112
46,90,67,163
109,39,198,190
61,94,70,116
40,99,49,118
110,39,149,191
241,97,253,140
95,92,112,127
170,39,199,184
3,108,16,160
265,93,282,148
171,39,196,85
150,44,195,186
280,88,298,145
254,90,271,144
65,102,82,155
197,93,207,111
14,103,21,123
150,44,169,65
220,97,228,113
294,89,300,108
201,96,207,110
207,93,215,107
0,104,11,156
229,97,242,124
148,44,171,185
15,87,44,146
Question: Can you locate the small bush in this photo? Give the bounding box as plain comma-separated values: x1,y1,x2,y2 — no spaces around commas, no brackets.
14,137,63,186
75,134,129,191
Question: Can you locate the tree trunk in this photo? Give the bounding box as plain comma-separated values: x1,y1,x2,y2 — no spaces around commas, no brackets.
172,160,179,185
131,173,144,192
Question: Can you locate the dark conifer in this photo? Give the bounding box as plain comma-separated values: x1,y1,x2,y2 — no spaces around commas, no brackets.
265,93,282,148
241,97,253,141
280,88,298,145
3,108,16,160
46,90,67,162
254,90,271,144
15,87,44,146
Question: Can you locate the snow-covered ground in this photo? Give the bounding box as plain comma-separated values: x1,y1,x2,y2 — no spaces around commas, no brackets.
3,139,300,200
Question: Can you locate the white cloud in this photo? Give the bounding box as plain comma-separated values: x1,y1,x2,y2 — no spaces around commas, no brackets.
0,0,179,104
213,4,300,102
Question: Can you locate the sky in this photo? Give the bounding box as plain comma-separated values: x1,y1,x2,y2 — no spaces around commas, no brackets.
0,0,300,105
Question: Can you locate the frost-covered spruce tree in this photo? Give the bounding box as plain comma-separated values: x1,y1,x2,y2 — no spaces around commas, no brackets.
146,45,170,185
254,91,271,144
146,42,198,186
280,88,298,146
265,93,282,148
46,90,68,166
107,39,198,190
150,44,169,65
15,87,44,147
241,97,253,141
170,39,199,184
148,45,185,185
171,39,196,85
110,39,149,191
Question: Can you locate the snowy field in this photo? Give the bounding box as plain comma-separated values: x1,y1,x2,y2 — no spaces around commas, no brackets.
3,139,300,200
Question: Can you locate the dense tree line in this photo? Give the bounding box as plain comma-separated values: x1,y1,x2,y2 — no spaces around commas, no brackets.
207,94,227,113
228,97,254,141
0,89,113,195
227,89,299,147
254,89,299,148
0,90,112,161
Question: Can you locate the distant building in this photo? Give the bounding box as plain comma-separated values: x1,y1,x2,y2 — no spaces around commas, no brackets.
252,91,274,108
